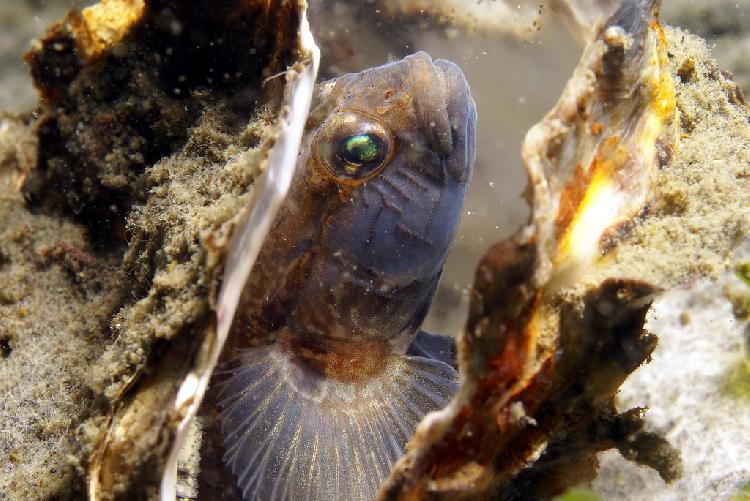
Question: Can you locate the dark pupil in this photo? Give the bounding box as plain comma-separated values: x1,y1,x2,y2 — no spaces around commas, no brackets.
341,134,380,166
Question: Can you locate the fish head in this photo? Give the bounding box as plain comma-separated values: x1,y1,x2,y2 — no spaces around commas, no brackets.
309,51,477,284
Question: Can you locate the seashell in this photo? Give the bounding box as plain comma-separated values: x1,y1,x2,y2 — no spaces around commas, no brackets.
26,0,324,498
382,0,683,498
159,8,320,501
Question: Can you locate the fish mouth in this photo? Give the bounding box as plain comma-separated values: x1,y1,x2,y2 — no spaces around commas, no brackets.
405,51,477,183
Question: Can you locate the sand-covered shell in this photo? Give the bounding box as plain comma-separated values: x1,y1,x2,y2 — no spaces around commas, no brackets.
160,9,320,501
21,0,319,498
90,2,319,499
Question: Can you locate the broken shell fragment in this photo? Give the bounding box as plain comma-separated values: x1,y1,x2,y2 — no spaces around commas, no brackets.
382,0,681,498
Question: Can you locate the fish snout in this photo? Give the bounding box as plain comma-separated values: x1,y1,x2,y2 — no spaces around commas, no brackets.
406,51,477,184
434,58,477,184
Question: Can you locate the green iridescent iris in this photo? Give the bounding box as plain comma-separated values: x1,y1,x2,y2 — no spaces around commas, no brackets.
316,111,392,182
342,134,379,165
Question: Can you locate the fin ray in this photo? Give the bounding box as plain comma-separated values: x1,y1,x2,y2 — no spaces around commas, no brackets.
217,344,458,500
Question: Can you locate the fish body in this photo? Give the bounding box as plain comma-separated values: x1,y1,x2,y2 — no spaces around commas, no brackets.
219,52,476,500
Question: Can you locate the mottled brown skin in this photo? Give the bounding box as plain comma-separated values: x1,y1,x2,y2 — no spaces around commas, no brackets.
227,51,476,379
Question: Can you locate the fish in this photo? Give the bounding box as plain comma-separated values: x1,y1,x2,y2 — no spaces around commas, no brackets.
217,51,476,500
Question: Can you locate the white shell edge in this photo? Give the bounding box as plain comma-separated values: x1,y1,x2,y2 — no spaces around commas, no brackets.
159,3,320,499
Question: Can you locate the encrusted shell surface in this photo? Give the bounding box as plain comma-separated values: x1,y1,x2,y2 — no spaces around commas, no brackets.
381,1,681,498
21,0,318,498
161,8,320,501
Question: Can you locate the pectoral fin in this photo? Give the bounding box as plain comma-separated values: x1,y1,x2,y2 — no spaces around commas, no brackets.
217,345,458,500
406,330,457,368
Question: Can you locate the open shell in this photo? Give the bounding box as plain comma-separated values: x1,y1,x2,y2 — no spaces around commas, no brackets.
382,0,681,498
87,2,320,498
24,0,321,498
159,8,320,501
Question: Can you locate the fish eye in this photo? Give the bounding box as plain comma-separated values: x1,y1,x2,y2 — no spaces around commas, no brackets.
315,110,393,184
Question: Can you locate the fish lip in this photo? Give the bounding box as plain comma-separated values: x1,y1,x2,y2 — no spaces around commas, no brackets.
433,57,477,184
406,51,476,184
405,51,453,156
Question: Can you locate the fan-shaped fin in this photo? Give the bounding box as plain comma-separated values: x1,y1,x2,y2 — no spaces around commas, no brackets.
218,344,458,501
406,330,457,367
